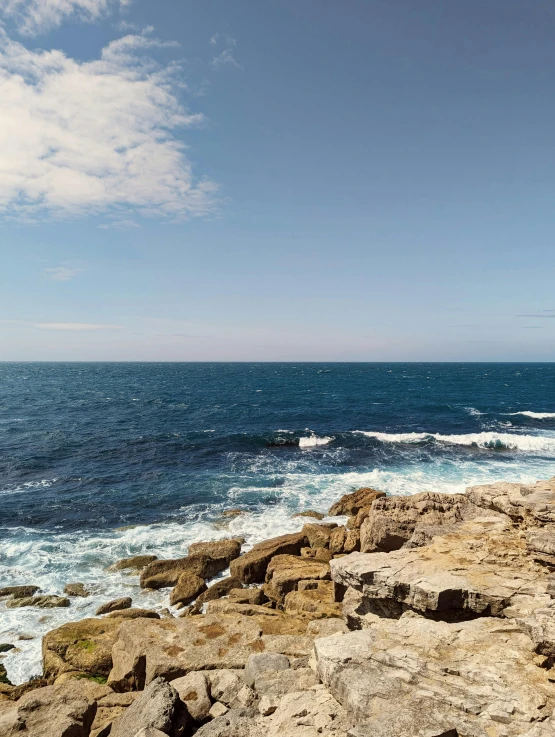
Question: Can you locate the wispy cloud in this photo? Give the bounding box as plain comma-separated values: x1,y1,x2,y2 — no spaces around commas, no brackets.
517,312,555,318
43,265,83,281
0,28,218,222
98,219,141,230
0,320,125,331
210,34,241,69
0,0,131,36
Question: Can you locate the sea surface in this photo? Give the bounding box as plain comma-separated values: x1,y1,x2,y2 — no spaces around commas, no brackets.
2,362,555,683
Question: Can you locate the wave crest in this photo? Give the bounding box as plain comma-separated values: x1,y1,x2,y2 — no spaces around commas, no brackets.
298,435,334,448
355,430,555,453
510,411,555,419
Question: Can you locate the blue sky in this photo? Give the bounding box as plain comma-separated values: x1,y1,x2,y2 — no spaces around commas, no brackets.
1,0,554,360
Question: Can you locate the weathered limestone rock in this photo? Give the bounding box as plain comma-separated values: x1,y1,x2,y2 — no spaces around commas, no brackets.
189,538,242,565
333,517,549,624
208,669,244,706
63,583,90,597
284,581,342,619
42,617,122,681
7,595,69,608
360,490,475,552
109,678,179,737
172,671,211,721
526,529,555,566
263,555,330,605
196,577,244,605
96,597,132,616
518,605,555,660
244,653,289,686
205,601,280,617
328,488,385,517
306,619,348,638
300,547,333,562
106,608,161,620
140,554,228,590
265,685,354,737
292,510,325,520
169,573,206,606
208,702,229,719
0,680,103,737
253,667,319,698
466,476,555,525
230,532,308,584
0,586,40,599
108,555,158,572
107,614,266,691
301,523,335,549
313,615,555,737
228,587,266,605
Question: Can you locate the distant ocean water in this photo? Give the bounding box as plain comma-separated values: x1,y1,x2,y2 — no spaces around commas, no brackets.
2,361,555,683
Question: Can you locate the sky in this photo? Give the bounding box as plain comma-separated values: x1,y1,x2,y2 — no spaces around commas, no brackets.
1,0,555,361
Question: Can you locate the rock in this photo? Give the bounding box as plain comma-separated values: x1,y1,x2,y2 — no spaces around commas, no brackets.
0,586,40,598
332,517,549,624
208,702,229,719
140,555,229,590
267,686,353,736
526,529,555,566
0,680,103,737
106,608,161,620
518,605,555,659
134,729,169,737
244,653,290,686
42,617,123,681
205,601,281,617
0,644,15,654
196,576,243,606
328,487,385,517
329,527,346,555
228,587,266,605
301,524,335,549
109,677,179,737
64,583,90,597
208,669,244,706
466,476,555,525
107,614,266,691
300,547,333,562
548,574,555,598
348,506,373,529
221,509,245,518
193,710,264,737
253,667,319,698
284,581,342,619
292,510,325,520
306,619,348,638
172,671,211,721
189,538,242,565
313,615,555,737
96,597,132,616
108,555,158,572
360,490,476,553
230,531,308,584
6,595,70,608
169,573,206,606
0,663,10,686
263,555,330,605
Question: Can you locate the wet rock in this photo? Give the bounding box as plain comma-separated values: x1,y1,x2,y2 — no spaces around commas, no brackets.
221,509,245,519
328,487,385,517
140,554,229,590
292,510,325,520
106,608,161,620
196,576,243,606
108,555,158,573
314,615,555,737
107,614,266,691
0,644,15,654
64,583,90,598
42,617,123,682
244,653,290,686
169,573,207,606
172,671,211,721
263,555,330,605
228,587,266,605
7,595,70,608
230,531,308,584
0,586,40,599
96,597,132,616
109,677,179,737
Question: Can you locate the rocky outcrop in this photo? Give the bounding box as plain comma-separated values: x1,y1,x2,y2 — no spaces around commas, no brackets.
313,615,555,737
328,488,385,517
108,555,158,573
171,672,211,721
284,581,342,619
0,586,40,599
6,595,69,609
96,597,132,615
169,574,207,607
140,555,229,590
263,555,330,605
109,678,181,737
329,527,360,554
230,532,308,584
228,587,266,605
106,608,161,620
301,523,336,549
196,577,244,606
188,539,242,565
64,583,90,597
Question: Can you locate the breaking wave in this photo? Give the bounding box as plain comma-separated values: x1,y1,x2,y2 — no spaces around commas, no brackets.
355,430,555,453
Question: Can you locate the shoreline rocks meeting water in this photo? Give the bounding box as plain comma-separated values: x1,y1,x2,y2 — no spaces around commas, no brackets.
2,477,555,735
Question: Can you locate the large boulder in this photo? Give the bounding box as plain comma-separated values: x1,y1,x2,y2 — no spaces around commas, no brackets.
230,532,308,584
196,577,244,606
313,615,555,737
301,524,335,549
328,527,360,555
108,555,158,572
172,671,211,722
465,476,555,525
64,583,90,598
169,574,207,606
7,595,69,609
332,517,549,625
108,614,267,691
140,554,228,590
109,678,180,737
96,597,132,616
263,555,330,605
188,539,242,564
328,488,385,517
42,617,123,682
0,586,40,599
284,581,342,619
359,490,480,553
0,680,104,737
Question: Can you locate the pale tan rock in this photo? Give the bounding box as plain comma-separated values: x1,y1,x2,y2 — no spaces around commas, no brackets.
205,600,281,617
466,476,555,525
140,554,229,590
263,555,330,605
208,701,229,719
229,531,308,584
197,576,244,605
301,523,336,548
64,583,90,597
171,671,211,721
300,547,333,562
328,487,385,517
228,587,266,605
284,581,342,619
169,573,206,606
107,555,158,572
208,669,244,706
106,608,161,620
188,538,242,565
109,678,179,737
292,510,325,520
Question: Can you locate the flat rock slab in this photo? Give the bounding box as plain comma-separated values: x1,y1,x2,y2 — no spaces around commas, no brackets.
332,517,549,622
313,615,555,737
466,477,555,525
108,614,268,691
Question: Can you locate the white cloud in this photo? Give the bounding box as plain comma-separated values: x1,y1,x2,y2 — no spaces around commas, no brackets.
0,320,125,330
0,0,130,36
0,28,218,222
44,265,83,280
97,218,141,229
211,48,241,69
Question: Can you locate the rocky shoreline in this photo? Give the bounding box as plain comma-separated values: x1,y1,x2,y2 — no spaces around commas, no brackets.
2,477,555,736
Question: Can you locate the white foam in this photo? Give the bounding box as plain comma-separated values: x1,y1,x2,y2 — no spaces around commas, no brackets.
298,435,334,448
510,412,555,419
355,430,555,453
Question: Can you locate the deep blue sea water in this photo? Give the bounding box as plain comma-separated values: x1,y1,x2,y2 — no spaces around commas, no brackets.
2,362,555,682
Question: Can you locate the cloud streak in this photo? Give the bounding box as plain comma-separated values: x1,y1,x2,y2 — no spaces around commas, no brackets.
44,266,83,281
0,320,125,330
0,28,218,222
0,0,130,36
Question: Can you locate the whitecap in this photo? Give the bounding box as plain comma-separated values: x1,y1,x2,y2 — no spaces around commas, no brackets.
354,430,555,453
298,435,334,448
510,411,555,419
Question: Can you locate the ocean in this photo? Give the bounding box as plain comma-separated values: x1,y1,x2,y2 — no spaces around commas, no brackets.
1,361,555,683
